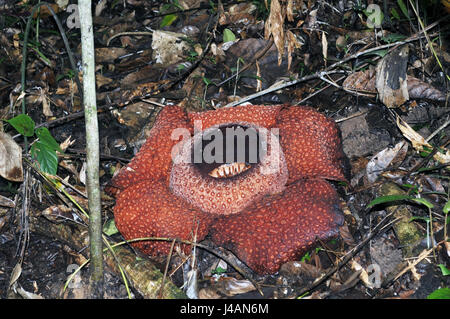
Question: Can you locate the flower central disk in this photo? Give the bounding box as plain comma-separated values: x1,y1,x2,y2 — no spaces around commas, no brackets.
169,123,288,215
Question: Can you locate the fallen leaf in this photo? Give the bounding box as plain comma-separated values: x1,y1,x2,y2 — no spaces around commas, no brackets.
0,194,15,208
0,131,23,182
366,141,408,183
406,76,446,101
264,0,285,65
397,116,450,164
322,31,328,64
375,46,410,108
151,30,190,67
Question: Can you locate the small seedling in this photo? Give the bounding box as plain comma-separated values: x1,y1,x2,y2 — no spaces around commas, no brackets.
5,114,61,175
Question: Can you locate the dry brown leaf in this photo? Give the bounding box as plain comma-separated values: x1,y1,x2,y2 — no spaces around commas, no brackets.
40,89,53,117
219,3,257,25
350,260,374,288
59,136,75,153
286,30,301,70
286,0,294,22
95,0,107,17
366,141,408,183
375,46,410,108
339,224,355,246
96,73,113,89
95,47,128,63
264,0,285,65
406,76,446,101
41,205,77,223
343,67,445,101
396,116,450,164
0,194,15,208
215,277,256,297
342,67,377,93
0,131,23,182
322,31,328,64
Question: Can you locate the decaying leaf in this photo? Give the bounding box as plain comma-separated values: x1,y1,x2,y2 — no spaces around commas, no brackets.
342,67,377,93
322,31,328,64
219,3,257,25
15,285,44,299
286,30,302,70
0,194,15,208
343,68,445,102
204,277,256,297
375,45,410,108
41,205,80,223
264,0,285,65
96,73,113,88
95,47,128,63
396,116,450,165
151,30,190,67
8,261,22,289
351,260,374,288
406,76,446,101
0,131,23,182
366,141,408,183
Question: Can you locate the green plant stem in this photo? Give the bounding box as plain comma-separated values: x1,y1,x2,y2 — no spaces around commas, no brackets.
79,0,104,298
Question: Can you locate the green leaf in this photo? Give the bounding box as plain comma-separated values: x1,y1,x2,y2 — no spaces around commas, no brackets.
443,200,450,214
103,219,119,236
362,48,388,58
160,14,177,28
176,64,186,71
397,0,410,20
367,195,414,208
409,216,429,223
381,33,407,44
202,76,212,86
390,8,401,20
427,287,450,299
35,127,62,152
212,266,226,275
6,114,35,137
31,141,58,175
300,251,311,262
411,198,434,210
368,195,434,209
223,28,236,43
438,264,450,276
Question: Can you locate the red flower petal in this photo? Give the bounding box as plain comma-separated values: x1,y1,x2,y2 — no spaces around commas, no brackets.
106,106,192,196
210,178,344,274
188,104,281,130
276,105,349,183
114,179,213,255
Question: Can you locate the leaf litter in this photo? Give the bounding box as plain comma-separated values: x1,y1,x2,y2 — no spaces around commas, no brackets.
0,0,449,299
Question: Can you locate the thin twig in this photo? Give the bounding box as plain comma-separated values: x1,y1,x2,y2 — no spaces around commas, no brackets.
217,38,275,87
223,17,446,108
426,115,450,142
158,238,176,299
106,31,153,47
120,236,264,296
296,209,396,297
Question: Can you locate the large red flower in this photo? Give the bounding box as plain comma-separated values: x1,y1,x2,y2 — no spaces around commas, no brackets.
106,104,348,274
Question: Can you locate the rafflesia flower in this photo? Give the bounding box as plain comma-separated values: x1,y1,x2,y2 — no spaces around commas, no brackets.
106,104,349,274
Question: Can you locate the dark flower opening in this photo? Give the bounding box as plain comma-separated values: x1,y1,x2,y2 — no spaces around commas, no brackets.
192,123,265,179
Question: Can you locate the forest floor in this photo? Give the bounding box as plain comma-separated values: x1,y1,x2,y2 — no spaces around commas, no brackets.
0,0,449,299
